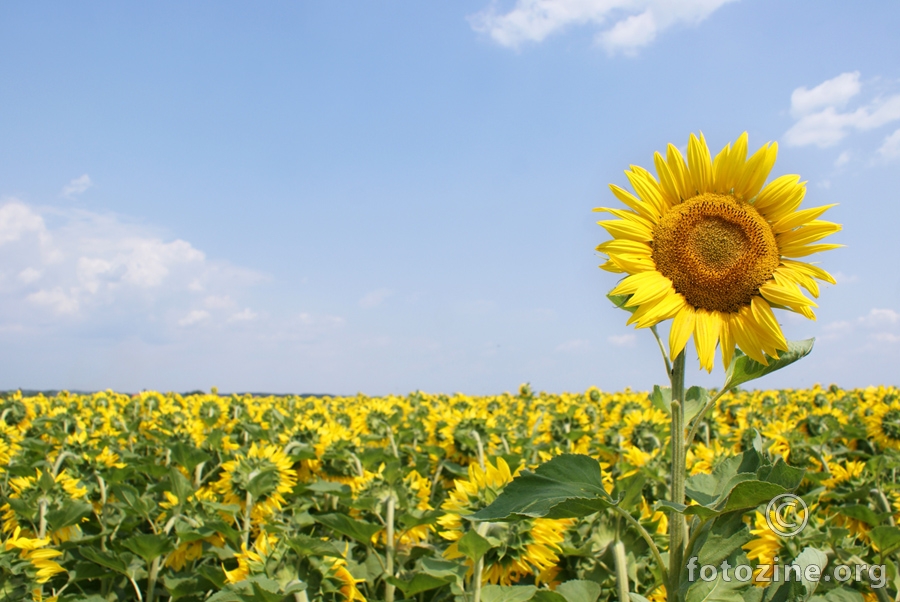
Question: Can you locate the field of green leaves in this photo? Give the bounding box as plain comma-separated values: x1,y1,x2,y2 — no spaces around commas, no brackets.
1,384,898,602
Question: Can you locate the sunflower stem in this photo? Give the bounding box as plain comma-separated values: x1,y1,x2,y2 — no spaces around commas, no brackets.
650,325,673,378
242,490,253,547
472,522,490,602
669,351,687,600
385,492,396,602
613,540,630,602
684,387,729,451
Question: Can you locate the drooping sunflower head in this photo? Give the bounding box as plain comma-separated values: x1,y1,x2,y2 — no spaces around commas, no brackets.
437,458,572,586
596,133,841,371
864,397,900,451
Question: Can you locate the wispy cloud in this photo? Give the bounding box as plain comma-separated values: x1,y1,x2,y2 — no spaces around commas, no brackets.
555,338,590,353
878,128,900,160
469,0,736,55
359,288,393,309
61,174,93,198
607,333,637,347
784,72,900,148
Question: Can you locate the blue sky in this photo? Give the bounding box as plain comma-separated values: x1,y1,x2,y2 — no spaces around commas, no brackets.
2,1,899,394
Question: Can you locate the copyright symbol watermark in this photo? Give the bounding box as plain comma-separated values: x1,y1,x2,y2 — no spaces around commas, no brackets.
765,493,809,537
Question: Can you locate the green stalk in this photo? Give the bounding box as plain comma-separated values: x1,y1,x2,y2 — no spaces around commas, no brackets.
385,493,396,602
669,352,687,600
242,491,253,547
613,541,630,602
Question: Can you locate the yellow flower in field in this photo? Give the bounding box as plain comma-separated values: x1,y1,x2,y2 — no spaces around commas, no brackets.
743,510,783,586
596,132,840,370
4,527,66,584
213,443,297,519
223,531,277,583
821,458,865,489
640,499,668,535
864,397,900,450
438,458,572,586
324,544,367,601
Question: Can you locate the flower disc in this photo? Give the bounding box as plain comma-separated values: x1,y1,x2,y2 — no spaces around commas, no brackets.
652,193,780,313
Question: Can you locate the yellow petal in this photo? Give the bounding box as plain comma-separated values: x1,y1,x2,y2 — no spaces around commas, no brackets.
597,219,653,243
776,220,842,247
624,272,675,307
771,203,837,233
687,133,712,196
627,292,686,328
735,142,778,201
693,309,721,372
626,165,667,217
653,151,682,206
669,306,696,360
720,316,735,369
753,174,805,216
778,242,844,258
666,144,691,202
605,184,660,223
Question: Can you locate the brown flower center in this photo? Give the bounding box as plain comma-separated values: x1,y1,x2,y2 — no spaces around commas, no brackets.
651,193,780,313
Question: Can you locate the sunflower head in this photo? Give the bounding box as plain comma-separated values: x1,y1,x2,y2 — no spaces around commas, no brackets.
597,133,841,371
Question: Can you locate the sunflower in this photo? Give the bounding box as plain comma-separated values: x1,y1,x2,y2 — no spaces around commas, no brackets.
438,458,573,586
864,397,900,450
596,132,840,370
213,443,297,521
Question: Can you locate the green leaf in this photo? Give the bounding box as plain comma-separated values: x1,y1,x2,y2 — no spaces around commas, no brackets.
836,504,883,527
555,579,602,602
315,513,382,544
386,573,455,597
167,467,195,504
80,547,131,575
481,585,538,602
684,570,747,602
245,466,283,499
532,592,569,602
649,386,672,414
685,386,709,423
616,473,647,512
169,442,211,472
288,534,345,558
689,511,752,569
608,293,638,315
122,533,175,564
869,525,900,555
46,500,92,532
789,547,828,601
723,339,814,391
457,529,493,563
471,454,614,521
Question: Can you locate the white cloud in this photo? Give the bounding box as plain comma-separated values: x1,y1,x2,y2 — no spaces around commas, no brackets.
204,295,236,309
873,333,900,343
0,201,47,245
597,10,657,55
878,128,900,160
790,72,861,118
0,199,265,331
834,151,850,167
860,308,900,326
228,308,258,322
784,72,900,148
469,0,736,54
17,267,42,284
607,333,637,347
555,338,590,352
359,288,393,308
62,174,93,198
27,288,79,315
178,310,211,326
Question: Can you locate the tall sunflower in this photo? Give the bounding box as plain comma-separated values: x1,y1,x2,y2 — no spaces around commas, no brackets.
596,133,840,370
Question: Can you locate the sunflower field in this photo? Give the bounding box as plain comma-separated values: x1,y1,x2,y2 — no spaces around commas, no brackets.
1,383,899,602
